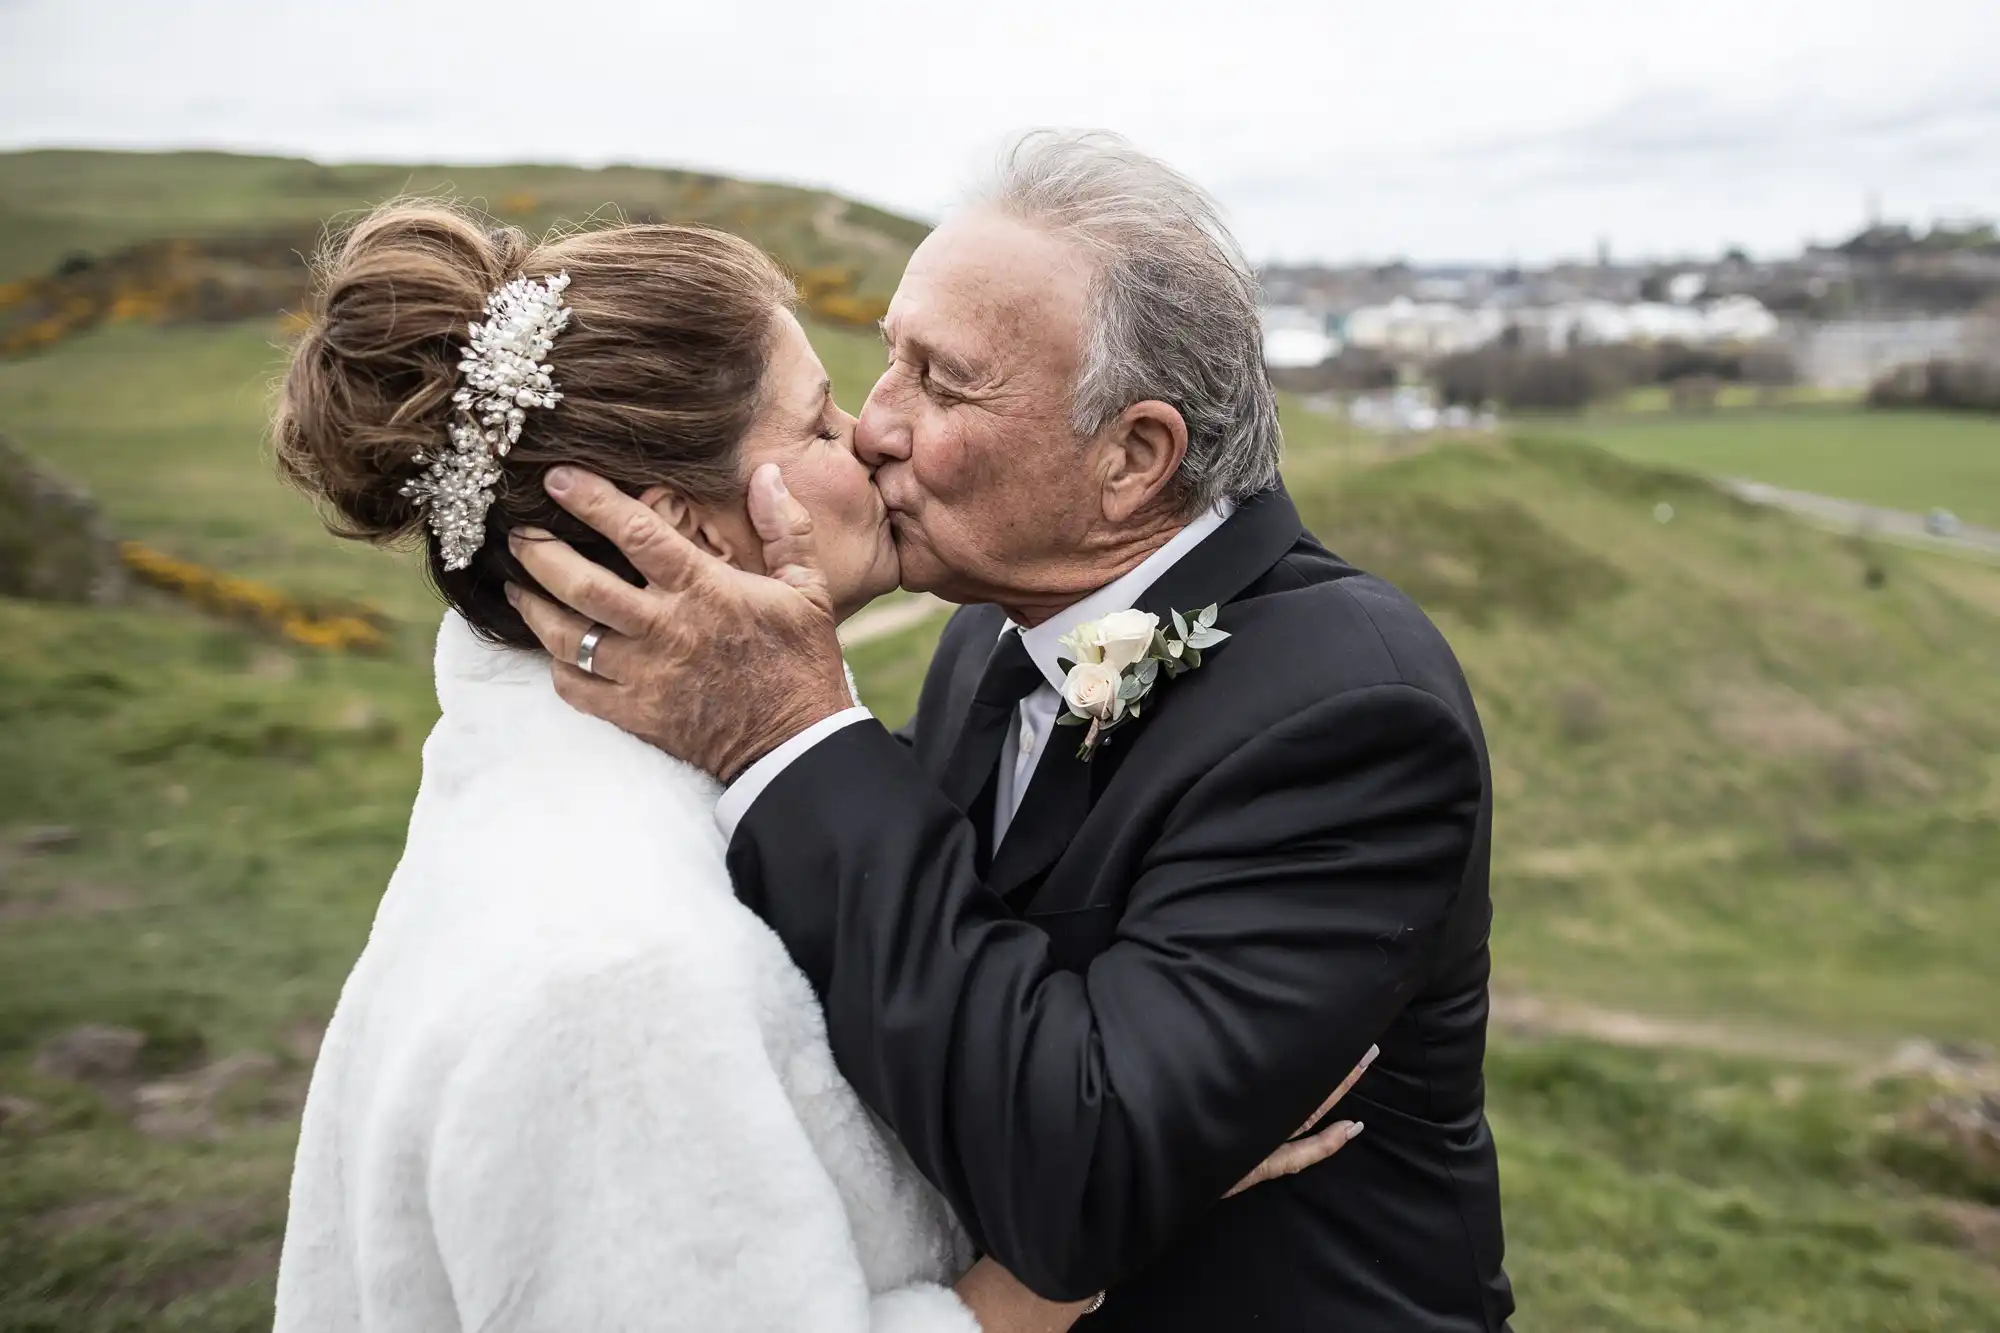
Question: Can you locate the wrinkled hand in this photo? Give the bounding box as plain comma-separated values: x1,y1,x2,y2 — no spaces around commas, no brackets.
1223,1043,1377,1198
506,465,854,781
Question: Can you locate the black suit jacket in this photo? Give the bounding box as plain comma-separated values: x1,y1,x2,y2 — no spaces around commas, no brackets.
729,487,1513,1331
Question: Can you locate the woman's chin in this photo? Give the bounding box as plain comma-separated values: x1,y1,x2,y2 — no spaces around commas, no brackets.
831,551,904,624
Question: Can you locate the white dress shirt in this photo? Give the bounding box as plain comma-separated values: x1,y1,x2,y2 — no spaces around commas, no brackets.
715,502,1235,844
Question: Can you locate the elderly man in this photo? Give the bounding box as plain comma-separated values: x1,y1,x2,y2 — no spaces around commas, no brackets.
512,132,1512,1331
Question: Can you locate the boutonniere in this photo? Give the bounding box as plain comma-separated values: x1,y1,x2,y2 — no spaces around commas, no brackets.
1054,605,1230,761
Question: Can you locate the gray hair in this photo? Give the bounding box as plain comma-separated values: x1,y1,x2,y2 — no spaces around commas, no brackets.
977,130,1282,516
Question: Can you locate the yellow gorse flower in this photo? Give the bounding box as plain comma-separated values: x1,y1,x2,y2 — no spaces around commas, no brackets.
118,542,389,653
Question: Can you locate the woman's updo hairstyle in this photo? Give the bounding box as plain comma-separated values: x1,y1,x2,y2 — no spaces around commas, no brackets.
274,198,797,649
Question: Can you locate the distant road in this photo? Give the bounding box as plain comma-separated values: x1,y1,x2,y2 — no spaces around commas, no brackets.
838,592,951,647
1722,478,2000,560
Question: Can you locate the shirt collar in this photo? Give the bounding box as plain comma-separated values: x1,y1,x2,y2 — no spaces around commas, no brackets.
1007,500,1237,692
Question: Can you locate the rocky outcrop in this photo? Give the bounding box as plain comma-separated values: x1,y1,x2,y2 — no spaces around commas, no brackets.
0,434,125,604
30,1022,291,1141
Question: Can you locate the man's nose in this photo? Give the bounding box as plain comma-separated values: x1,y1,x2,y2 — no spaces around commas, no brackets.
854,373,910,468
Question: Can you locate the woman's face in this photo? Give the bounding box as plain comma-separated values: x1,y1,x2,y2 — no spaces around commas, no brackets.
679,309,900,622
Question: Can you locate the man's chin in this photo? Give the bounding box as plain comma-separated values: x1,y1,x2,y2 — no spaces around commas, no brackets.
895,564,940,595
888,527,937,595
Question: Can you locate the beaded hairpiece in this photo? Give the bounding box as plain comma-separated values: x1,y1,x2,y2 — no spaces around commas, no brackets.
402,271,572,570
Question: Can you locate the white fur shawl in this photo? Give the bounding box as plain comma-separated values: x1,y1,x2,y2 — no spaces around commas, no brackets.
274,613,975,1333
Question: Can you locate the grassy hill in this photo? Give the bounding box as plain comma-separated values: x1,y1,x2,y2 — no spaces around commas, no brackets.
1536,405,2000,530
0,151,925,359
1,153,1997,1330
0,149,925,292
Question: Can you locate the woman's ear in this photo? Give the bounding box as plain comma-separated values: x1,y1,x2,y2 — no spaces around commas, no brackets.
640,485,746,565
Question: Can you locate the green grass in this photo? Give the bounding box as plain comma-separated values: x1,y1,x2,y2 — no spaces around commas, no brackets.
0,601,433,1330
1536,406,2000,530
1490,1041,2000,1331
1611,384,1860,414
1290,436,2000,1046
3,598,1995,1331
3,196,1999,1326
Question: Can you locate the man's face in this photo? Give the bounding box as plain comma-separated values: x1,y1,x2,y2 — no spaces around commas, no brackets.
856,210,1101,606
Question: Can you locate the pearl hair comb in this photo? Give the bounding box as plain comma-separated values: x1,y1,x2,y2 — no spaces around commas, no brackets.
402,270,571,571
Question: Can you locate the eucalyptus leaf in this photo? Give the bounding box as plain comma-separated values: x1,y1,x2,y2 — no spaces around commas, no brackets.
1183,645,1202,669
1172,609,1190,639
1055,711,1088,727
1197,604,1218,629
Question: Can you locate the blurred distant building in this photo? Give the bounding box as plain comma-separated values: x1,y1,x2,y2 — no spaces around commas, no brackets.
1785,316,1981,390
1258,214,1999,386
1266,293,1781,366
1343,298,1505,358
1259,306,1343,369
1507,295,1780,352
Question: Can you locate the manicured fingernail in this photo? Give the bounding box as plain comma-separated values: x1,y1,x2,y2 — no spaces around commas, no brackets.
1346,1121,1365,1140
503,583,521,607
545,466,575,495
1361,1043,1380,1068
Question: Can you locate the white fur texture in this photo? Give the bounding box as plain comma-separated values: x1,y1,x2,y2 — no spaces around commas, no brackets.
274,613,976,1333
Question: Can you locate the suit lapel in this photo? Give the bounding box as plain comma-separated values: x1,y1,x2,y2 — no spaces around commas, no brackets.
921,604,1010,788
985,486,1308,905
987,731,1091,906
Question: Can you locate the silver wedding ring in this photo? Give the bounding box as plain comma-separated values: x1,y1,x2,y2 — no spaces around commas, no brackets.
575,624,606,677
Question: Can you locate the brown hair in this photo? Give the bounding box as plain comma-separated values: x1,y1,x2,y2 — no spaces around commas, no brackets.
273,199,796,649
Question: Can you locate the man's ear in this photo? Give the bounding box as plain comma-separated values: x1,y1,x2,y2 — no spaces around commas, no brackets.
640,485,744,565
1098,400,1189,523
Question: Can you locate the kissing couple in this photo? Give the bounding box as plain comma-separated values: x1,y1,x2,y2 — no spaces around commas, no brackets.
272,131,1511,1332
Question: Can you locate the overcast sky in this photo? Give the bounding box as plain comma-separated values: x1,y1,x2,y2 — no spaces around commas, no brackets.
2,0,1996,265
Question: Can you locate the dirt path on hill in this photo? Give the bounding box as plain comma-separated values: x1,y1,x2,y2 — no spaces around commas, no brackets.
1724,478,2000,561
1490,992,1887,1065
837,592,950,647
813,196,904,260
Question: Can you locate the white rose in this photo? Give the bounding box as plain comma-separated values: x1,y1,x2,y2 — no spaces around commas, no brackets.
1056,623,1102,666
1091,609,1160,672
1061,661,1125,722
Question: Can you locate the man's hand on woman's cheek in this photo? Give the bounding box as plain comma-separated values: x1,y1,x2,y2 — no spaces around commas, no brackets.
507,464,853,781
